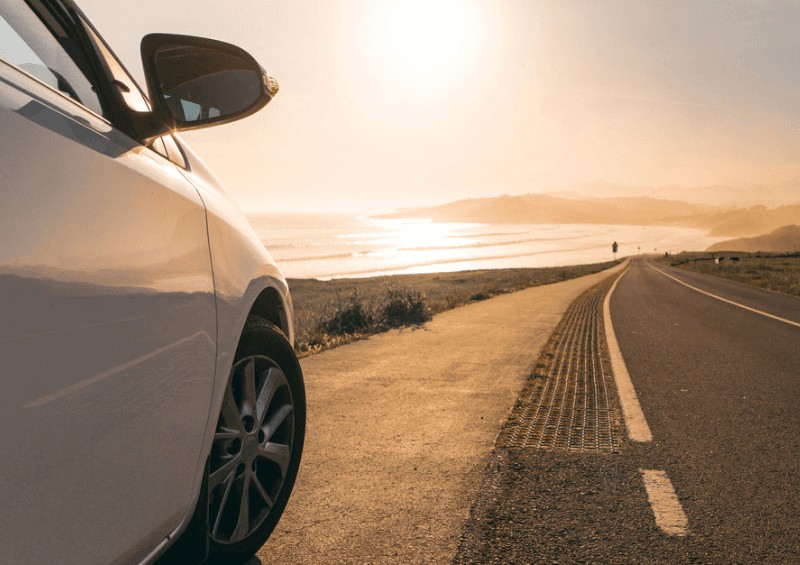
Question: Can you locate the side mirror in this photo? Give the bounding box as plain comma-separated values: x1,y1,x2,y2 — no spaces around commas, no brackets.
136,33,278,140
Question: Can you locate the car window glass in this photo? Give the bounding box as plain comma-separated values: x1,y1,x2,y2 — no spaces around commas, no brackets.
178,98,202,121
0,13,58,87
0,1,103,115
79,16,150,113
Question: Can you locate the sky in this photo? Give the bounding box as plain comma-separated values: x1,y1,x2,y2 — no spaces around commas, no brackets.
79,0,800,214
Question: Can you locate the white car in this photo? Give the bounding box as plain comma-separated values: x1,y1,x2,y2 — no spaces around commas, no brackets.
0,0,304,563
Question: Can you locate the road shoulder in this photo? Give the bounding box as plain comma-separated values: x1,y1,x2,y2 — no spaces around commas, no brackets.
258,263,625,564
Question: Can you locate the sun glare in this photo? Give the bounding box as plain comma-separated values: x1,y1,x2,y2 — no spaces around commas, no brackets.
385,0,471,73
365,0,482,102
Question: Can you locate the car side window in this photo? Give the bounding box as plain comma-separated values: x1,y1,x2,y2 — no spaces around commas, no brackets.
79,16,150,114
0,0,104,116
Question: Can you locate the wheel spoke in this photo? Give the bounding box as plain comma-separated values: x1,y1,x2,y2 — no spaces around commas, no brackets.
209,454,241,491
211,469,235,538
259,442,291,478
263,404,293,442
256,367,287,426
251,471,274,507
220,386,244,432
210,351,300,546
242,357,257,408
214,429,240,442
231,471,252,542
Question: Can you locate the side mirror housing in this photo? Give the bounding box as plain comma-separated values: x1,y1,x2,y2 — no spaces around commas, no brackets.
134,33,278,141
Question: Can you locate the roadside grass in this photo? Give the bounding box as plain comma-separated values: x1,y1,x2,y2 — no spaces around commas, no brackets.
657,252,800,298
289,261,618,356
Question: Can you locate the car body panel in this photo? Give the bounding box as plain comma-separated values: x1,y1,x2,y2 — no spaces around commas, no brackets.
177,137,293,449
1,0,297,561
148,139,296,563
0,59,218,563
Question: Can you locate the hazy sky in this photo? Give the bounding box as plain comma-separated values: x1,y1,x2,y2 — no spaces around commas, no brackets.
80,0,800,214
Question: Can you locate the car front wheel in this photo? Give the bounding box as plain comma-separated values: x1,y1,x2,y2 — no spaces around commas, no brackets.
207,316,306,563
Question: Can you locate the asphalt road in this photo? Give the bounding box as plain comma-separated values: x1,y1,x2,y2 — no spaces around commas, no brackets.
456,258,799,563
610,259,800,561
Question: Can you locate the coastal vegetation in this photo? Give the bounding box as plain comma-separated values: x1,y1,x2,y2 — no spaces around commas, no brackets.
289,261,618,355
660,252,800,298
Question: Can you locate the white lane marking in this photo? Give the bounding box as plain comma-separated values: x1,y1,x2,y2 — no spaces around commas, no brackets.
640,469,689,536
603,264,653,442
649,264,800,329
22,332,211,408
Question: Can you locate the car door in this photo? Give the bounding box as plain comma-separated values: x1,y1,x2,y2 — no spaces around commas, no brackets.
0,3,216,563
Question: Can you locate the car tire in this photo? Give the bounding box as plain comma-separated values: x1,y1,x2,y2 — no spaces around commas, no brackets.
206,316,306,564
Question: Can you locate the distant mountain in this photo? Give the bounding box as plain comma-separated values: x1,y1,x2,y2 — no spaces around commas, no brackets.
384,193,800,238
707,225,800,253
383,194,712,226
551,180,800,207
697,205,800,237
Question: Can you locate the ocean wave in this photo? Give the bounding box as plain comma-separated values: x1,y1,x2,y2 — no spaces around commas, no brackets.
397,233,594,252
277,251,371,263
319,243,610,278
252,215,718,278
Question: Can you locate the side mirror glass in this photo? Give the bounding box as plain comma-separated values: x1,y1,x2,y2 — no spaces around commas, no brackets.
140,34,278,133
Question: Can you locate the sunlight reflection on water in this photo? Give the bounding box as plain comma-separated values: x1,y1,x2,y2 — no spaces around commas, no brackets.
249,214,725,280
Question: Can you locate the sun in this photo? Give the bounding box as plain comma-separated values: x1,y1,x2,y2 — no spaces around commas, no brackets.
384,0,473,73
365,0,482,101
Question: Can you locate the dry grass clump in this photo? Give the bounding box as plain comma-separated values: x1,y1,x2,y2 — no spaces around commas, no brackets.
660,252,800,298
320,291,375,335
383,286,430,328
290,261,618,356
297,286,430,356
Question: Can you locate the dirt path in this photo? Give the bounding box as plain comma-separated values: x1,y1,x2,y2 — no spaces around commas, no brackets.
256,264,626,564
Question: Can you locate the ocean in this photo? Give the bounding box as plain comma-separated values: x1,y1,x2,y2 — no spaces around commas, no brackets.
248,214,724,280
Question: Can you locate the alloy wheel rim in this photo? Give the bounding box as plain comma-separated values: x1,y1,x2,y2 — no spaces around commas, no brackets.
208,355,295,544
